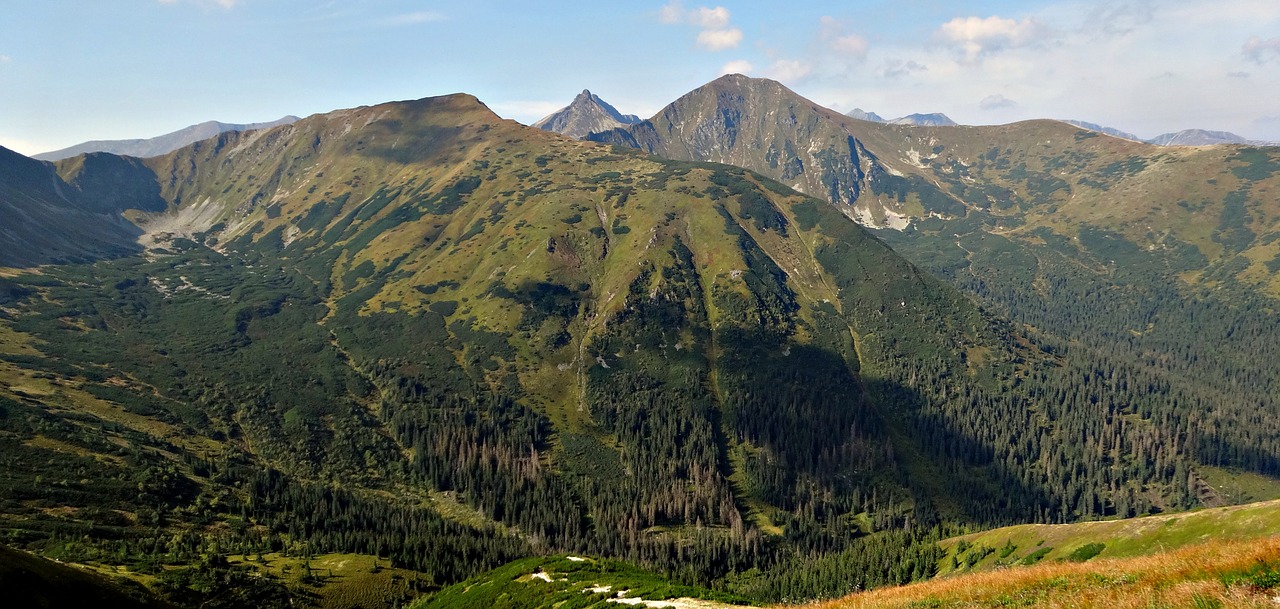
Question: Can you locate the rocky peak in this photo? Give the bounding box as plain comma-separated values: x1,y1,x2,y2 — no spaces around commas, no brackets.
532,89,641,139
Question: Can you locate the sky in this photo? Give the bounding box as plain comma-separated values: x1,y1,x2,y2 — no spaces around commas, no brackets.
3,0,1279,156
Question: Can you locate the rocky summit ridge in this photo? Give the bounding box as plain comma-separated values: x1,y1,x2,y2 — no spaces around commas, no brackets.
532,89,641,139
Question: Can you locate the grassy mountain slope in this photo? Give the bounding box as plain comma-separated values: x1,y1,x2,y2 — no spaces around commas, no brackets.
592,74,1280,508
814,535,1280,609
0,544,176,608
2,89,1273,604
0,93,1050,603
0,146,159,266
939,499,1280,575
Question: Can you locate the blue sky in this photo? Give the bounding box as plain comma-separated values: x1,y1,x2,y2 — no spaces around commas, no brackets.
3,0,1279,155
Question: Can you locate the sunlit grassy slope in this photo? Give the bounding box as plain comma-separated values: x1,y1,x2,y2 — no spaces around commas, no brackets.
808,535,1280,609
812,500,1280,609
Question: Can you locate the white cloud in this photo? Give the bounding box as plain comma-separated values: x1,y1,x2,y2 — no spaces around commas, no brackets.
661,2,741,51
765,59,813,83
380,11,446,27
1243,36,1280,63
979,94,1018,110
1084,3,1154,38
0,55,10,64
697,28,743,51
720,59,755,76
659,1,683,24
690,6,730,29
935,15,1048,62
882,59,927,79
819,16,869,60
157,0,238,8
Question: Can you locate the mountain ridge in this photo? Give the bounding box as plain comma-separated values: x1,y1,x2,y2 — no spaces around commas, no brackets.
33,115,300,161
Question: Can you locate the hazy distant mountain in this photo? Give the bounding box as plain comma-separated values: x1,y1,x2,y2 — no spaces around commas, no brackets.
1061,120,1144,142
33,116,299,161
531,89,641,139
846,108,886,122
1148,129,1248,146
888,113,958,127
846,109,958,126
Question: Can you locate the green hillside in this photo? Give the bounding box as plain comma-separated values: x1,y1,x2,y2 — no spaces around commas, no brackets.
593,75,1280,515
939,498,1280,574
0,90,1275,605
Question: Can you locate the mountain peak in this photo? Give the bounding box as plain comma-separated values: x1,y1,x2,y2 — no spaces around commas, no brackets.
888,112,958,127
846,108,886,123
533,89,641,139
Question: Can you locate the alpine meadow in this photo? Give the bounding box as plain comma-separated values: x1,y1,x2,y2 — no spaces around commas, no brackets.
3,3,1280,608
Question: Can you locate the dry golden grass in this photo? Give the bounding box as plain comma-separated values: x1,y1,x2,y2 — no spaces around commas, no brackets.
802,536,1280,609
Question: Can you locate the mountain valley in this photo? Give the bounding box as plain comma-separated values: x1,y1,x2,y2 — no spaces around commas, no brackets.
0,79,1278,609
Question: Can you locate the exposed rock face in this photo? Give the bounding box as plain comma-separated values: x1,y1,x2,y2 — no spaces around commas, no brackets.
531,90,641,139
589,74,884,208
34,116,300,161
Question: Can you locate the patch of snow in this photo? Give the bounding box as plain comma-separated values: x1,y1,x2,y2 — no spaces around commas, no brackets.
566,556,587,562
531,572,552,583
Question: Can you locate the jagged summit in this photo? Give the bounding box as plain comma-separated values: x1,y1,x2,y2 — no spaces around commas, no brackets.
531,89,641,139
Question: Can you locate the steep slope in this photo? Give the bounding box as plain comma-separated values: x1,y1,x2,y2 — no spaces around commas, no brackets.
0,146,165,266
532,89,641,138
589,74,885,208
589,74,1280,510
0,92,1068,600
33,115,299,161
0,544,176,608
4,89,1275,602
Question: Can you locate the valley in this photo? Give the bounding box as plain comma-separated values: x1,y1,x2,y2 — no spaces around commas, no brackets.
0,77,1278,609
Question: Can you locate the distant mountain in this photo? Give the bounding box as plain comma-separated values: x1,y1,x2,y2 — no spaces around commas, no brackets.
845,108,886,122
1061,119,1144,142
531,89,641,139
845,109,957,126
888,112,958,127
1148,128,1248,146
32,115,299,161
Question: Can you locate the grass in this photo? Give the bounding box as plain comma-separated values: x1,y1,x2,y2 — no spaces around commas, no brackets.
937,499,1280,573
224,552,429,609
807,536,1280,609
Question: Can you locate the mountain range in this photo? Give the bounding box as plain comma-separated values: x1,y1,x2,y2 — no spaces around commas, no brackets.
32,115,299,161
1,74,1279,608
